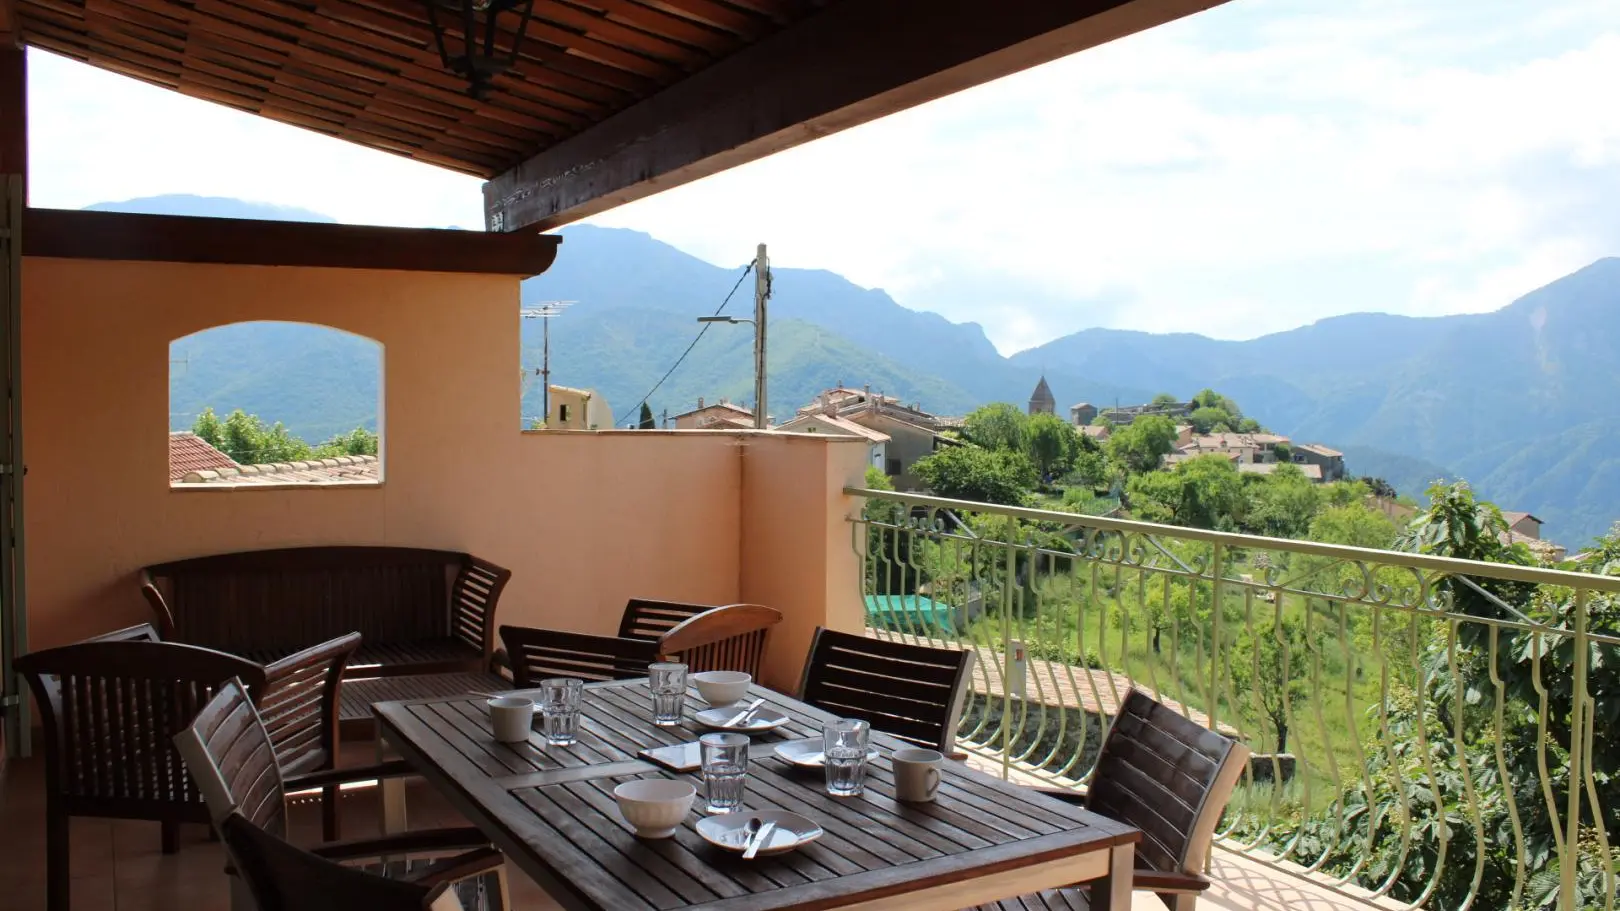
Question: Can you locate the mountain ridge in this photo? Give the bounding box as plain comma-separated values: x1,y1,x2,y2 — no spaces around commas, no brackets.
118,195,1620,546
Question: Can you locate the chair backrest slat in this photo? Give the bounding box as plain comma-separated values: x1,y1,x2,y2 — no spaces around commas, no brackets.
499,626,660,687
797,628,974,753
1087,690,1251,876
617,598,716,641
17,640,268,816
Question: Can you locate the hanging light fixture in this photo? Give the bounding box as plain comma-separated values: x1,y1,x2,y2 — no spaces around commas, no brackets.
423,0,536,98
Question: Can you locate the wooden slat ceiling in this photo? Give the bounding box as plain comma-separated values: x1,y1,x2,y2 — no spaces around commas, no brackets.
17,0,826,177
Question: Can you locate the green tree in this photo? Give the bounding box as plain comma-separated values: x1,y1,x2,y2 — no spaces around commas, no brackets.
192,407,225,451
312,427,379,457
1106,414,1178,474
962,402,1028,452
912,445,1035,506
1063,450,1110,490
1187,406,1231,434
1151,392,1180,406
1127,453,1245,530
1306,503,1397,548
1228,616,1310,753
208,409,314,464
638,402,656,429
1024,412,1076,481
1192,388,1240,415
1245,463,1321,539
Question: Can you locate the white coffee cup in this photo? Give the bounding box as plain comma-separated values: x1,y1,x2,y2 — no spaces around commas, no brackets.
488,695,535,743
892,747,944,802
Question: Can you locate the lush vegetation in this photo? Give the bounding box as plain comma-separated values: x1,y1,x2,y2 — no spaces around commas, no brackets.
879,392,1620,908
191,407,378,465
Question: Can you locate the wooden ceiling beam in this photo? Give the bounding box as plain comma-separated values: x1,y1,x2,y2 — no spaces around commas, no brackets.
484,0,1230,231
24,207,562,275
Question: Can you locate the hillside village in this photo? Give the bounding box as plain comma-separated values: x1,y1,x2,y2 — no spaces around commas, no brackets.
568,374,1562,557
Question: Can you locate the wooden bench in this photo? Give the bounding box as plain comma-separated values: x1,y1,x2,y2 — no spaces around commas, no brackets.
141,546,513,735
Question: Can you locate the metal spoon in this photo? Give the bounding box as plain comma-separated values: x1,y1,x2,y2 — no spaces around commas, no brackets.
742,817,777,859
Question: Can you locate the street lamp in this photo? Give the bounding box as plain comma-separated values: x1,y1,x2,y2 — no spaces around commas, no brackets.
696,244,770,429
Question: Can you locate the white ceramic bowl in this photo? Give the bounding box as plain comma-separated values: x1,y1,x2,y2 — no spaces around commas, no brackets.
613,779,696,838
692,671,752,706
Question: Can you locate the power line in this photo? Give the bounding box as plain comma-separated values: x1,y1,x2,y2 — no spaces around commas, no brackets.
614,260,756,427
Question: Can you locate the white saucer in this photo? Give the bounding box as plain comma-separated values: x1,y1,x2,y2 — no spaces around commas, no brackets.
694,706,791,733
696,810,823,856
772,739,880,768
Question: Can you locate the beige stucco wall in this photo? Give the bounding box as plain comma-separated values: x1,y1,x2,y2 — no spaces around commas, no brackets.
739,432,869,693
22,257,801,654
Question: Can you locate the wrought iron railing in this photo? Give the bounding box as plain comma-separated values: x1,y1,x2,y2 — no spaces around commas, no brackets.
848,487,1620,911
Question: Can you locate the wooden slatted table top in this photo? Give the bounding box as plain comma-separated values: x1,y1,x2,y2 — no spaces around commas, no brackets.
373,680,1138,911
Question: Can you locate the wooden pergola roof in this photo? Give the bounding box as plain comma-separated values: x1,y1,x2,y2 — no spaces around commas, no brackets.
11,0,1229,231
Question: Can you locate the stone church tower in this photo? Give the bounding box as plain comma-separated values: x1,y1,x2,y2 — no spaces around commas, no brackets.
1028,376,1055,416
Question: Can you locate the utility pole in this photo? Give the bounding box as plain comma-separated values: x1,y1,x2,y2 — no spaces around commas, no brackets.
695,245,771,429
753,243,770,429
520,301,575,427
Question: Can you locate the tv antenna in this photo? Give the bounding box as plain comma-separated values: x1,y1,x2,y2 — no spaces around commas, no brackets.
521,301,576,426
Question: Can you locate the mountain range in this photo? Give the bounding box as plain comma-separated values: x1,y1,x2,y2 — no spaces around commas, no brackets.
111,194,1620,547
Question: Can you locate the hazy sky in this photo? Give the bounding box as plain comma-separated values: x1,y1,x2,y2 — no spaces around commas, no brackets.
28,0,1620,354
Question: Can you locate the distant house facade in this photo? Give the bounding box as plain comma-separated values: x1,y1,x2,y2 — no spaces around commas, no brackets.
1176,432,1289,465
1165,432,1348,485
1028,376,1055,416
798,385,941,432
773,411,890,471
1292,443,1346,481
794,385,953,488
548,385,613,430
1070,403,1098,426
1498,511,1567,561
672,397,755,429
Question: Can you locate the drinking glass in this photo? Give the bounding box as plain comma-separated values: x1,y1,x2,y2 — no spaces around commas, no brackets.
823,718,870,797
538,677,584,746
649,662,688,727
700,732,749,814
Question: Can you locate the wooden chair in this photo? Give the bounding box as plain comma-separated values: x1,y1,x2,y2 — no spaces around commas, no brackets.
16,638,269,911
64,623,361,840
797,627,975,753
971,690,1251,911
619,599,782,677
658,603,781,676
499,626,661,686
175,680,505,911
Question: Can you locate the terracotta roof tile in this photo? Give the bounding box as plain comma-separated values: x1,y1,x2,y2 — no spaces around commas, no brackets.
179,455,379,485
168,432,239,481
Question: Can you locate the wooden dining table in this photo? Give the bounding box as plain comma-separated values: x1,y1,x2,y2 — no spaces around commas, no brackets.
373,678,1139,911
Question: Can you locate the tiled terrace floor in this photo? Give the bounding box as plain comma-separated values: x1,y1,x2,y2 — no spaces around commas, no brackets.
1,751,1374,911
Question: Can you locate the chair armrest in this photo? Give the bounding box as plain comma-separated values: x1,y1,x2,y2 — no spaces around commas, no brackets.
1028,784,1087,806
139,570,178,640
307,827,493,862
260,632,361,773
1130,869,1212,894
658,603,782,655
283,759,418,792
405,847,505,889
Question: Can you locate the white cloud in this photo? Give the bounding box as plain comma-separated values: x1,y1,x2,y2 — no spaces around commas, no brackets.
589,0,1620,352
22,0,1620,355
